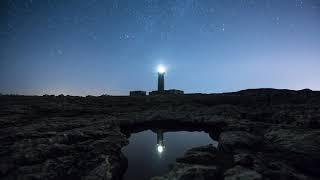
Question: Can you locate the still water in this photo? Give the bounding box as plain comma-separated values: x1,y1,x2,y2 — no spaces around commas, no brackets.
122,130,217,180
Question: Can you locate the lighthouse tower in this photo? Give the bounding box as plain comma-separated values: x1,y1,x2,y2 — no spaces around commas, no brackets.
157,65,165,92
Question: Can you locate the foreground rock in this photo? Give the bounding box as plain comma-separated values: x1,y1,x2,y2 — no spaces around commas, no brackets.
224,165,262,180
0,117,128,180
152,129,319,180
264,128,320,177
151,145,221,180
176,144,218,165
0,88,320,179
151,163,220,180
219,129,319,179
218,131,262,153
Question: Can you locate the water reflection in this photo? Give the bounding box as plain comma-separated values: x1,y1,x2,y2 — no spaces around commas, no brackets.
123,130,217,180
156,130,164,154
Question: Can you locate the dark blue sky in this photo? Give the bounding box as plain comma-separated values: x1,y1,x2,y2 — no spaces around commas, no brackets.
1,0,320,95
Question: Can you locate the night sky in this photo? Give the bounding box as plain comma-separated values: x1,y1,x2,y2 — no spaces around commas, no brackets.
1,0,320,95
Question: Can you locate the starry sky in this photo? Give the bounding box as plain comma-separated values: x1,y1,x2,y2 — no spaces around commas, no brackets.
1,0,320,95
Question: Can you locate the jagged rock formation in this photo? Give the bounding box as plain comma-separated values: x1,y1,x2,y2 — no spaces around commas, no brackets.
0,88,320,179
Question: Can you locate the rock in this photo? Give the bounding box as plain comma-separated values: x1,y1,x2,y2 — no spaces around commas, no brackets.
151,163,220,180
0,158,14,176
218,131,262,153
1,89,320,179
83,156,112,180
176,144,218,165
233,153,254,167
185,144,217,154
0,118,128,180
264,128,320,176
224,165,262,180
152,145,221,180
261,160,313,180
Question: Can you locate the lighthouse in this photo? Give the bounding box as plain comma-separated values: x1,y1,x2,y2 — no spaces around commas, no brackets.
148,65,184,96
157,65,165,92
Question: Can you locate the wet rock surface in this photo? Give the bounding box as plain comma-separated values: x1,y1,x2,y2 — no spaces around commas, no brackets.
0,88,320,179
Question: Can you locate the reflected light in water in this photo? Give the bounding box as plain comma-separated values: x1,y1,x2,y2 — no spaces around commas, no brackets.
123,130,216,180
156,130,165,154
157,145,164,153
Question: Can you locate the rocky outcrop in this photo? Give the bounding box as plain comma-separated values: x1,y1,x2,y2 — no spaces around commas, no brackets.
224,165,262,180
176,145,218,166
220,129,319,180
151,145,221,180
218,131,262,153
264,128,320,176
0,89,320,179
0,117,128,180
151,163,220,180
151,129,319,180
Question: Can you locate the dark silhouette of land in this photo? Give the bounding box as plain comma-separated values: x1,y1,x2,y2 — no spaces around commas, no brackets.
0,88,319,180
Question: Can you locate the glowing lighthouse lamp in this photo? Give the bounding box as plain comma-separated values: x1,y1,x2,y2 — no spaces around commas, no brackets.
157,65,166,74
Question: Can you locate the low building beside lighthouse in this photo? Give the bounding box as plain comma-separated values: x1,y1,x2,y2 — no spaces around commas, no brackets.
129,91,146,96
149,89,184,95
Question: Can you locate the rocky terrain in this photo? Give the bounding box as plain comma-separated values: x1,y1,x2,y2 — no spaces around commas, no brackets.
0,88,320,180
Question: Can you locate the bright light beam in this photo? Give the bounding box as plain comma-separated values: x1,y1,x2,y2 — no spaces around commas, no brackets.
157,65,166,74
